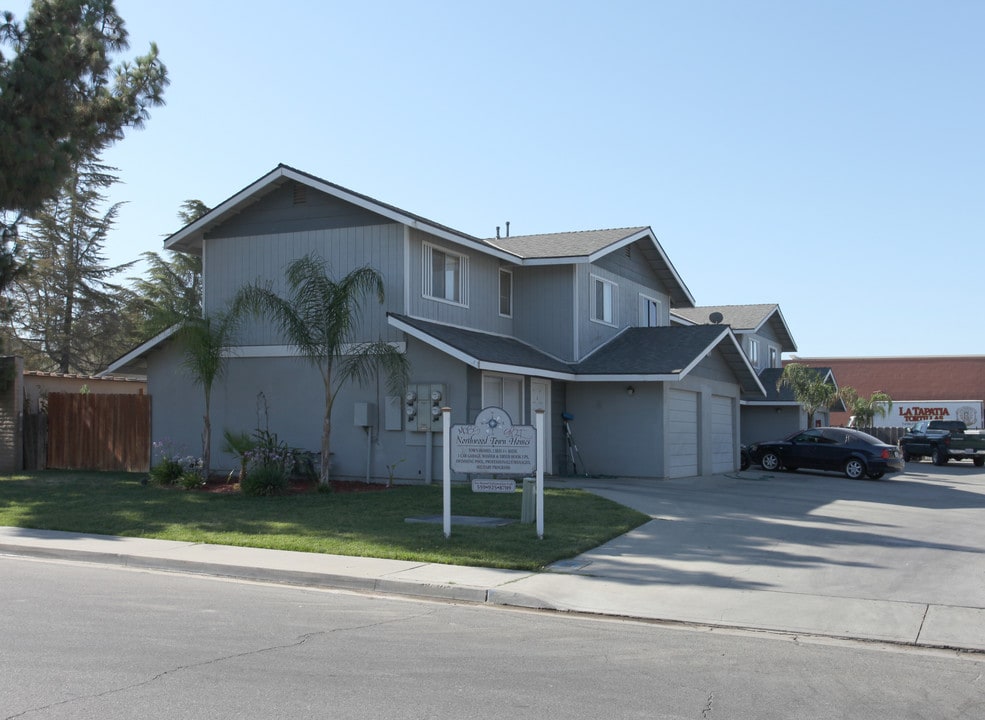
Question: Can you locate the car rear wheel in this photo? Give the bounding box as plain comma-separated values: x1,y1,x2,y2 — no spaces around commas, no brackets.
760,452,781,471
974,457,985,468
932,447,948,466
844,458,866,479
901,450,913,462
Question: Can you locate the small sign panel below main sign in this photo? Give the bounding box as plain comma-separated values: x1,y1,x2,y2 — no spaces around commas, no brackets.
451,407,537,475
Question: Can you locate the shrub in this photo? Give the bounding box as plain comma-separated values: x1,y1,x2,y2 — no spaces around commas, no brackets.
149,440,203,487
240,462,289,496
148,457,183,486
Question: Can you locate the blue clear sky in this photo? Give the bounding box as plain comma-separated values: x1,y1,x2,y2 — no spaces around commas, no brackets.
10,1,984,358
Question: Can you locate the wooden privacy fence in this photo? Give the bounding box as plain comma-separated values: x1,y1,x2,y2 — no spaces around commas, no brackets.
44,392,151,472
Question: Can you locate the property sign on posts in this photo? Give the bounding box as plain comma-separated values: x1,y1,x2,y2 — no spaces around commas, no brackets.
451,407,536,475
442,407,545,539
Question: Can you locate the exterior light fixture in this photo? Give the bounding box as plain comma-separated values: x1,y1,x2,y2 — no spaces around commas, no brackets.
626,386,635,396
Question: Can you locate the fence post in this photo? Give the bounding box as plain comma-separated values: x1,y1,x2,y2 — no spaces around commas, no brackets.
0,356,24,473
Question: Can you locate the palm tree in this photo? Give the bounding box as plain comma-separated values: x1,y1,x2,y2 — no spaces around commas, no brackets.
840,387,893,429
177,310,242,480
777,363,839,428
234,254,410,486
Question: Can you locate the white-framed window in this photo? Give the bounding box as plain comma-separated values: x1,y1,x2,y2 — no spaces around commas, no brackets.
499,268,513,317
769,347,778,368
423,242,468,305
639,294,661,327
482,373,524,424
591,275,616,325
749,338,760,366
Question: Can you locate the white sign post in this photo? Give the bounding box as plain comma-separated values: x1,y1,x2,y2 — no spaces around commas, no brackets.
442,406,543,538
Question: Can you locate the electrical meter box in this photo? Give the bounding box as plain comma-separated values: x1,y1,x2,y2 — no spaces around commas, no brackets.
404,383,446,432
353,402,373,428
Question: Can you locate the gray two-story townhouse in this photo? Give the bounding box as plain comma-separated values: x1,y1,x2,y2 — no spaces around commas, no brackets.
671,304,842,442
106,165,765,482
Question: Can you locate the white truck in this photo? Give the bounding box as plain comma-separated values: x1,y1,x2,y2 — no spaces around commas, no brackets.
852,400,984,429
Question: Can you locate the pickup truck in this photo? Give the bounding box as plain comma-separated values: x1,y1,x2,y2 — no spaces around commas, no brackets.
898,420,985,466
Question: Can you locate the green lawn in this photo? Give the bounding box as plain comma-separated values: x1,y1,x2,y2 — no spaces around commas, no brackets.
0,471,650,571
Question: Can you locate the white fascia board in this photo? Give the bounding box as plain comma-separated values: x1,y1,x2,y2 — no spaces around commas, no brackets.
600,227,695,307
99,325,180,376
225,342,407,358
752,305,798,352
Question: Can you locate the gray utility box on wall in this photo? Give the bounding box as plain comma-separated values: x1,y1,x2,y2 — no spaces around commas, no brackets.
353,402,374,428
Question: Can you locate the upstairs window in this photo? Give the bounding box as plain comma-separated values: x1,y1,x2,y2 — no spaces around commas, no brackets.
499,269,513,317
640,295,661,327
749,338,760,366
769,347,778,368
423,242,468,305
591,276,616,325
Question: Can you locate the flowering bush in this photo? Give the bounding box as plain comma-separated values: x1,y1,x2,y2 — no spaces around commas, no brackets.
149,440,203,488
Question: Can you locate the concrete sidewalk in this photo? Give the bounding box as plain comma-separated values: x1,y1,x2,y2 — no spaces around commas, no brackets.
5,468,985,653
2,520,983,653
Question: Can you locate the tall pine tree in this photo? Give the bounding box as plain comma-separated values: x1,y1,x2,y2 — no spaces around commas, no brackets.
9,160,137,374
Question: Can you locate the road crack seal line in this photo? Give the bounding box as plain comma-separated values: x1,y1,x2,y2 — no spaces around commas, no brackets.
3,610,435,720
701,691,714,718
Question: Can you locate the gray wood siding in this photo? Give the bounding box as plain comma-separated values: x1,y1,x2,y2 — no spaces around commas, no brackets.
208,182,396,239
406,229,513,334
577,255,673,359
687,347,738,384
513,265,576,362
204,224,405,346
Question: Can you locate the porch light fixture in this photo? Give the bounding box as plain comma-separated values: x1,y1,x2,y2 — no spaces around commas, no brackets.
626,386,635,396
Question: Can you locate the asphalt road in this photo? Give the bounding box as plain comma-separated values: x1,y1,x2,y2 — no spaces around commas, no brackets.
2,555,984,720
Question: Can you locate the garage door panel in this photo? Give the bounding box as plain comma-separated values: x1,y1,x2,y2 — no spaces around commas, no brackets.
711,395,734,473
668,390,698,478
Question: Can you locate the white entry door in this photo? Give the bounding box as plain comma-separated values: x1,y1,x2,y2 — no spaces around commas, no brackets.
667,389,699,478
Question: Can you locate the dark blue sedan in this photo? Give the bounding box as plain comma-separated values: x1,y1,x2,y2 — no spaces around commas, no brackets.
748,427,904,480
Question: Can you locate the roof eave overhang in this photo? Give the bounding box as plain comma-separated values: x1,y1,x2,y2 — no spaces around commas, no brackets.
164,166,521,263
99,324,180,377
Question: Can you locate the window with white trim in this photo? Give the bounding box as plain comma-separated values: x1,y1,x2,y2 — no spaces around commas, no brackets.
499,269,513,317
423,242,468,305
591,276,616,325
639,294,661,327
482,373,523,424
749,338,760,366
769,347,778,368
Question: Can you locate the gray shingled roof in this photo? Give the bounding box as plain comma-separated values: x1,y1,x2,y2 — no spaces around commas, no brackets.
672,303,796,352
389,314,574,374
389,314,764,394
746,366,846,410
484,227,649,259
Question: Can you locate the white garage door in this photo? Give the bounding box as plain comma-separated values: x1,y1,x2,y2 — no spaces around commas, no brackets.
667,389,698,478
711,395,735,473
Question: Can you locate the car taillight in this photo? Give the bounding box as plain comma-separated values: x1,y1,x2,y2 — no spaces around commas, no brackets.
880,449,890,459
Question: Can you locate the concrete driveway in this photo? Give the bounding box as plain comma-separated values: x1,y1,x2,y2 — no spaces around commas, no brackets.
524,462,985,649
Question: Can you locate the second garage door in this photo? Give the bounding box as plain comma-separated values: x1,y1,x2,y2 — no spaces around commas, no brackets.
667,389,698,478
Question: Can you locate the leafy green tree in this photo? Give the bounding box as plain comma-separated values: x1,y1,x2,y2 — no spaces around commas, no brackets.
8,159,136,373
234,254,410,485
129,200,208,338
177,309,242,480
0,0,169,221
777,363,839,428
0,0,168,357
840,388,893,429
